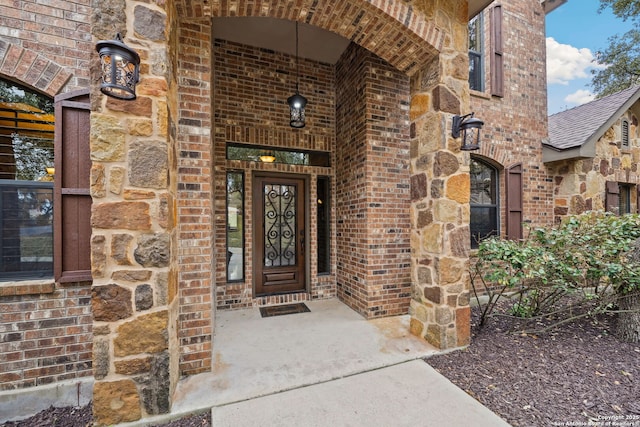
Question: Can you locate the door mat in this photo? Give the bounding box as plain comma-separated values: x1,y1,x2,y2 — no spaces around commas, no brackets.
259,303,310,318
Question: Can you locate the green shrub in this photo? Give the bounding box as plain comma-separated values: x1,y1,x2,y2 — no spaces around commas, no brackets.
472,211,640,331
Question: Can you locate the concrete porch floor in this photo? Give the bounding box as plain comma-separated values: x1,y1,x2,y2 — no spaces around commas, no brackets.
134,298,510,426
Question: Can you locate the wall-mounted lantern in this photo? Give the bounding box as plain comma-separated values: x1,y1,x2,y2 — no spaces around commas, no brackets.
452,112,484,151
95,33,140,100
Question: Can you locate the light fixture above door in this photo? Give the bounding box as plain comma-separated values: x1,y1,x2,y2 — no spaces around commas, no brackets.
287,21,307,128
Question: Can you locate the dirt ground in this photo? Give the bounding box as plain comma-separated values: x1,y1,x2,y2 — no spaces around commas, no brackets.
2,305,638,427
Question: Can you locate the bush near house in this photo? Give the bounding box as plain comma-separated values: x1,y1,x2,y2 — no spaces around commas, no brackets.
472,211,640,342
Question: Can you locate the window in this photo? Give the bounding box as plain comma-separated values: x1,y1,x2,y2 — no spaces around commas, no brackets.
317,177,330,274
621,119,630,149
226,171,245,281
470,157,499,248
0,80,54,279
469,14,484,92
606,181,635,215
619,184,632,215
227,143,330,167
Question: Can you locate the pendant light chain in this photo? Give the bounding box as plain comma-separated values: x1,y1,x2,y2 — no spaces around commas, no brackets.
295,21,300,94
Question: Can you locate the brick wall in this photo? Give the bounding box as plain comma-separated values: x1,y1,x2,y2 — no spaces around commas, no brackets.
213,39,337,309
336,43,411,318
0,0,92,391
470,0,555,232
0,0,90,93
176,17,214,376
0,286,92,390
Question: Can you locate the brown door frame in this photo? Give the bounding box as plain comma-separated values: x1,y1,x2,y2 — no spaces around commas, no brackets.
252,172,308,296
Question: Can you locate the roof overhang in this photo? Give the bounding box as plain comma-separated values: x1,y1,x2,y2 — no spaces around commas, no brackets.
541,0,568,14
544,86,640,163
469,0,565,20
542,141,596,163
469,0,494,19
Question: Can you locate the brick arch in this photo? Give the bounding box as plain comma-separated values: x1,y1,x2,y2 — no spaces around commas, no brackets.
470,153,505,172
0,41,72,97
173,0,442,75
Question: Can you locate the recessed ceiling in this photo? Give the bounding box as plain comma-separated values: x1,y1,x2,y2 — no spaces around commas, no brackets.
212,17,351,64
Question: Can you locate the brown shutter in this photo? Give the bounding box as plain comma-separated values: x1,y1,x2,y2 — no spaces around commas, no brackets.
491,5,504,97
54,89,92,283
505,163,523,240
637,185,640,213
605,181,620,214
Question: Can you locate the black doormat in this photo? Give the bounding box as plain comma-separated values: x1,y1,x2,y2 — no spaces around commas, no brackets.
259,303,310,318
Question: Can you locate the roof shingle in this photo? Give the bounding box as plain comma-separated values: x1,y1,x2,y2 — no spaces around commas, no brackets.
546,85,640,150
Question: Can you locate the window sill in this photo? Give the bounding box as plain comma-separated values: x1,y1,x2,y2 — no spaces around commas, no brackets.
470,90,491,100
0,279,56,296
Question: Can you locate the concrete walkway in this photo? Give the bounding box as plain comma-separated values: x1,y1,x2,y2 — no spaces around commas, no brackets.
157,299,511,427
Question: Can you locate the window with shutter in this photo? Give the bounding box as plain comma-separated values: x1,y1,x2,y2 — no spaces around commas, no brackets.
491,5,504,97
506,163,523,241
53,89,92,283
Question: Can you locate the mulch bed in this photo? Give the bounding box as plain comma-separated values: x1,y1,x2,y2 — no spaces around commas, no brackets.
3,305,639,427
427,304,640,427
0,406,210,427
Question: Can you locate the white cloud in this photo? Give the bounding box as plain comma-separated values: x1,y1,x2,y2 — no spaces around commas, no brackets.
546,37,605,85
564,89,596,106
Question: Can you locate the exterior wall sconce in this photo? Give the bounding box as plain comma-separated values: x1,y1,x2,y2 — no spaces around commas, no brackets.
287,22,307,128
95,33,140,100
452,112,484,151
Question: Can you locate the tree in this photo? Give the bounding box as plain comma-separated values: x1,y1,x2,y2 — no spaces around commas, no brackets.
591,1,640,97
0,80,53,113
599,0,640,21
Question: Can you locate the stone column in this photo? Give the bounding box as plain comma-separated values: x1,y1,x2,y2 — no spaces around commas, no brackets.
90,1,177,425
407,2,472,349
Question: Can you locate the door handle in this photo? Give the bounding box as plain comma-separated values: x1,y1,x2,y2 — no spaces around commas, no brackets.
300,231,305,257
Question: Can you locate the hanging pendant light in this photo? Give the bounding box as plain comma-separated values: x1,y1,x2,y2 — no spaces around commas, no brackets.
287,21,307,128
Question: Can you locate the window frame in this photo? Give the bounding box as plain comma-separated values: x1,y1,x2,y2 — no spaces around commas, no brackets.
619,183,632,215
226,170,245,283
0,79,55,281
468,14,484,92
470,157,500,248
316,176,331,275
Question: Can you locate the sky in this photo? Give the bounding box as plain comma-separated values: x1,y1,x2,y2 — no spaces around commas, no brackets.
546,0,634,115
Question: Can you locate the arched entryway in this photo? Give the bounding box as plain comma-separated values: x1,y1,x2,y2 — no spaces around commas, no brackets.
90,0,474,423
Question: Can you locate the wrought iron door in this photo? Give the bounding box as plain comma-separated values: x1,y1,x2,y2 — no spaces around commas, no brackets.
254,175,306,296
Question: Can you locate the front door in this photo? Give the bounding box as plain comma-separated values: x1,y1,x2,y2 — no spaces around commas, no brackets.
253,174,306,296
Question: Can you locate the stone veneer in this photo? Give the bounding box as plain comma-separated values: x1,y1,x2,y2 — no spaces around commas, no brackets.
89,0,474,424
548,111,640,220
